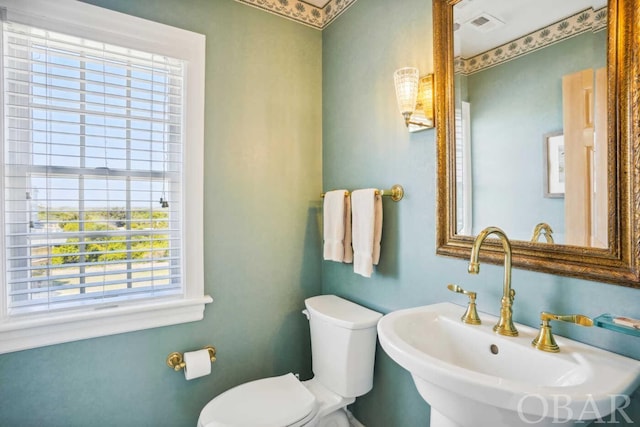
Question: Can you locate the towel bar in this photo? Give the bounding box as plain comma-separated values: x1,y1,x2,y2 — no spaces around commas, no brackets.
321,184,404,202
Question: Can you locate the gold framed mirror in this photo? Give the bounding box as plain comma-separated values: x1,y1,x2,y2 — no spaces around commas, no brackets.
434,0,640,287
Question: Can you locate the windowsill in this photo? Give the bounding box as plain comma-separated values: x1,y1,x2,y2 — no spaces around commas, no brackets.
0,295,213,354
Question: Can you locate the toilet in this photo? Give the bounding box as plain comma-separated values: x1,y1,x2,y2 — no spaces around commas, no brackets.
197,294,383,427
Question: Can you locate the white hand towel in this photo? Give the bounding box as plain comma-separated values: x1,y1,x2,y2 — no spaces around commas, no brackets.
351,189,383,277
343,195,353,263
323,190,348,262
372,192,382,265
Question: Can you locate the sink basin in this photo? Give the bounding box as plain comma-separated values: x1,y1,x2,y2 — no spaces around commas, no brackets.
377,302,640,427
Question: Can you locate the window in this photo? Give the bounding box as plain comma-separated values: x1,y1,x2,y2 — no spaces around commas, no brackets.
455,102,472,235
0,0,209,354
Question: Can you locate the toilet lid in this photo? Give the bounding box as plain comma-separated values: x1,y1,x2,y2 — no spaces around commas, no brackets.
198,373,317,427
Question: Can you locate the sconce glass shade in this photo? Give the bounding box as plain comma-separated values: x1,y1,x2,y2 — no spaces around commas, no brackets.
394,67,420,119
394,68,435,132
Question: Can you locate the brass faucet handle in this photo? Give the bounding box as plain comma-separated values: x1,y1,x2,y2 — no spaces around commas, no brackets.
532,312,594,352
447,283,475,298
540,312,593,327
447,284,481,325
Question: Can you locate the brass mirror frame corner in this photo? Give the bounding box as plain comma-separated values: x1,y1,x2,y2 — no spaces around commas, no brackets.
433,0,640,288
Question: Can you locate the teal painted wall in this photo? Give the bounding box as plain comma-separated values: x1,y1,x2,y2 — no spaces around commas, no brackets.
0,1,322,426
1,1,639,426
322,0,640,426
467,30,607,242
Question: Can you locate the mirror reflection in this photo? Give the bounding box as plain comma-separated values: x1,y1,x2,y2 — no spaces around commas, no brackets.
453,0,608,247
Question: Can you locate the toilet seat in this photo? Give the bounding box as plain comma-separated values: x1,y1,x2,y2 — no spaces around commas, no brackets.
198,373,318,427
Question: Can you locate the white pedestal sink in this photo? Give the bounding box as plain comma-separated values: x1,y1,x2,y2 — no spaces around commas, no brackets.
377,302,640,427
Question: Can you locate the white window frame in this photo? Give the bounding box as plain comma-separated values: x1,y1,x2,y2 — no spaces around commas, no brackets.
0,0,210,354
455,102,473,236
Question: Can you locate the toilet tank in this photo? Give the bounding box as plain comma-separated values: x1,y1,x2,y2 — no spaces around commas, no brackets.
304,295,382,398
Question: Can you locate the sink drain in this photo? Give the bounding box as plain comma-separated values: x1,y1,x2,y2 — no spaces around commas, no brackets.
490,344,499,354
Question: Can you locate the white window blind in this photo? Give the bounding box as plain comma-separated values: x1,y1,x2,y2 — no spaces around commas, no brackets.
3,21,185,315
455,102,472,235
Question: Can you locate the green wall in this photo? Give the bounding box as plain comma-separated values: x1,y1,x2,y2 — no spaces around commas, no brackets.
1,1,639,426
0,1,322,426
322,0,639,426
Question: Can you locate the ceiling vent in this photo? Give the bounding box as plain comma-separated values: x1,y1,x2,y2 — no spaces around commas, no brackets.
465,12,505,33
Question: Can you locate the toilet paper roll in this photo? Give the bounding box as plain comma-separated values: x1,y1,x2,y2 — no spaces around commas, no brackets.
183,349,212,380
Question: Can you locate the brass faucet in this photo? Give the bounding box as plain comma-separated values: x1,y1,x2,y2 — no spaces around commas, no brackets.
531,222,554,243
468,226,518,336
447,284,481,325
532,312,593,352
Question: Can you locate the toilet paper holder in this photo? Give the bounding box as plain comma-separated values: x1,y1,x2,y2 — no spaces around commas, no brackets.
166,345,217,371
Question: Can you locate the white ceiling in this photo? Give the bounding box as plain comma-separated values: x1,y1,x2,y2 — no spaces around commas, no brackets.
454,0,607,57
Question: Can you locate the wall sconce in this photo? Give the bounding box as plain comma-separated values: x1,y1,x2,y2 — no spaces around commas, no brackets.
393,67,434,132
